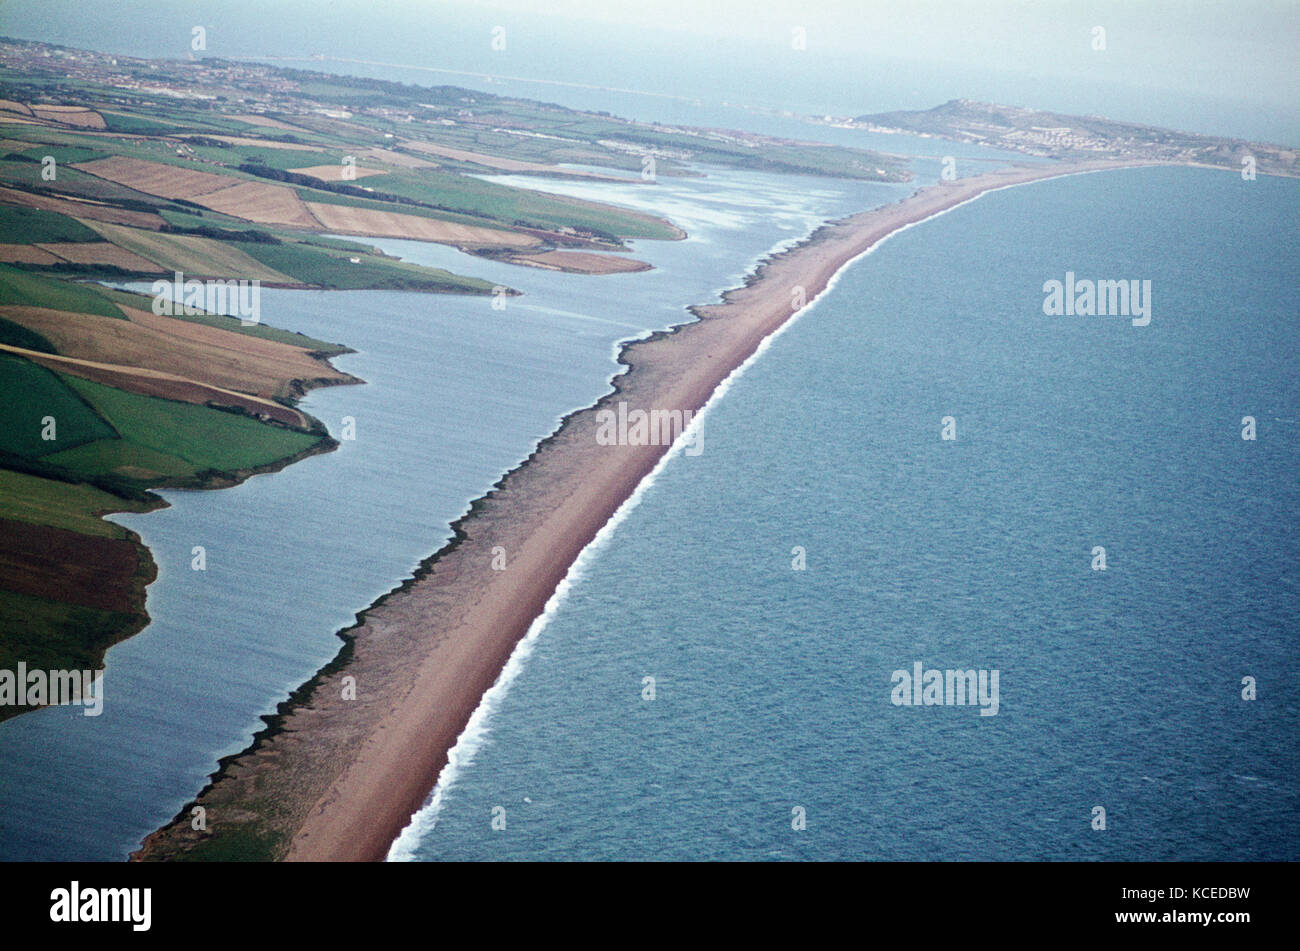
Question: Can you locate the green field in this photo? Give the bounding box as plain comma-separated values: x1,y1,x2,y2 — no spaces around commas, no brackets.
291,181,508,229
99,111,184,136
0,205,100,243
366,168,680,240
0,264,123,318
0,467,154,538
0,589,140,698
41,439,196,481
0,354,117,459
45,374,324,482
225,146,342,170
0,145,111,165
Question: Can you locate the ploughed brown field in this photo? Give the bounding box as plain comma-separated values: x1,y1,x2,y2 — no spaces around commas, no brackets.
0,301,350,405
176,134,319,151
230,114,312,132
29,105,106,129
0,517,140,613
193,180,321,229
0,243,62,264
356,147,438,169
34,241,159,271
72,155,236,199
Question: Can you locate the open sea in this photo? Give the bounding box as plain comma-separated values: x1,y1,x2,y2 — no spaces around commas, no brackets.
392,164,1299,861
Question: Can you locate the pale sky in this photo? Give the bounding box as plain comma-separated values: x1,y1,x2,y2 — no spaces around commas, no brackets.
439,0,1300,105
2,0,1296,140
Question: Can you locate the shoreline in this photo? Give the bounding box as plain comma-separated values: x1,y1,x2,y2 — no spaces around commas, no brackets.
132,157,1157,863
0,332,354,724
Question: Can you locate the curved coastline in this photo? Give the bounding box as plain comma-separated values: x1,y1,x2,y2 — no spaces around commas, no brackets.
132,157,1156,862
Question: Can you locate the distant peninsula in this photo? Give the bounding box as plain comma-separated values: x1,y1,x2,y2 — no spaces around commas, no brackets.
846,99,1297,178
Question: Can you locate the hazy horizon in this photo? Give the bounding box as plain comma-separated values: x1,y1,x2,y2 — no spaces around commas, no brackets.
1,0,1297,144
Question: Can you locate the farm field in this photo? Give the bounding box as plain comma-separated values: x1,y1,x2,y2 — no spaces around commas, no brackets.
0,184,166,228
193,180,321,228
35,241,159,271
0,205,99,243
44,374,326,483
0,244,60,264
72,154,237,199
0,301,350,401
0,264,123,317
81,221,299,281
504,249,651,274
304,200,540,246
0,468,154,539
0,352,117,460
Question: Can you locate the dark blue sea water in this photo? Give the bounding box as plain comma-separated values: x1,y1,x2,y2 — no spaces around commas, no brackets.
394,165,1299,861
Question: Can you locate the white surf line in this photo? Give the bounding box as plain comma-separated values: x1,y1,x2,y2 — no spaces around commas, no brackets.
384,162,1144,861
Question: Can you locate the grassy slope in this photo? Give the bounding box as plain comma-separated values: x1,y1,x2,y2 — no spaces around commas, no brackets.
0,589,142,689
0,353,118,458
46,374,325,482
0,204,100,243
0,263,123,317
363,167,679,239
0,467,153,538
0,461,161,713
